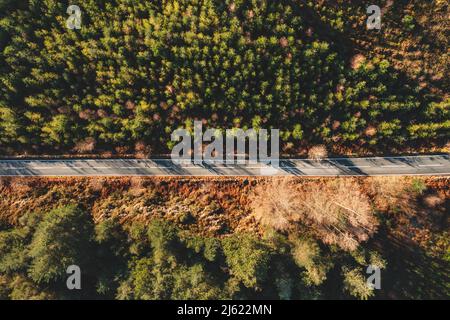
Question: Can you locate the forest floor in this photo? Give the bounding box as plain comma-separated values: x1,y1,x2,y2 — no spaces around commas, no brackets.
0,176,447,234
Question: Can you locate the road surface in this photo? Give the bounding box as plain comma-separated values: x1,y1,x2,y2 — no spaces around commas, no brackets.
0,155,449,177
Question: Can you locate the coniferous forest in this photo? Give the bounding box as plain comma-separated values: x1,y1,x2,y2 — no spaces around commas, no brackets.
0,0,448,156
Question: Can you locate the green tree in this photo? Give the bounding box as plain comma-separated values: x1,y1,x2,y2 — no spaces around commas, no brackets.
222,234,271,288
94,218,129,297
117,219,224,300
342,267,374,300
28,205,95,285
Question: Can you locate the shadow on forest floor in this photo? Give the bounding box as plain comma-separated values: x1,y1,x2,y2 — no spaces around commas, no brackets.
373,230,449,299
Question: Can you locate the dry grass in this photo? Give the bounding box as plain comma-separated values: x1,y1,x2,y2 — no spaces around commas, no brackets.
0,177,447,246
368,176,411,211
128,177,146,196
88,177,107,192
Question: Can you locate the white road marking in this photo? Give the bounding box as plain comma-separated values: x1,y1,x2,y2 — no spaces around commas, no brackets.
418,164,444,167
294,166,334,169
381,165,408,168
343,165,371,168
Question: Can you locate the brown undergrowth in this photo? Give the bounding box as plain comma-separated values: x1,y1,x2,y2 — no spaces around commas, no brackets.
0,177,447,250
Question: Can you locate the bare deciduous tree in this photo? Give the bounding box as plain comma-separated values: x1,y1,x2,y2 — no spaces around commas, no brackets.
250,178,300,232
251,178,377,251
308,145,328,161
423,194,444,208
297,180,376,251
73,137,96,153
135,141,151,159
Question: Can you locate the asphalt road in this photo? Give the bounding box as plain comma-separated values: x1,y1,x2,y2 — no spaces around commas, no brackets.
0,155,449,177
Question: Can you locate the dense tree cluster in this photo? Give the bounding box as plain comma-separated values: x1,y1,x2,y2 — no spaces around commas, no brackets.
0,0,448,155
0,205,387,300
